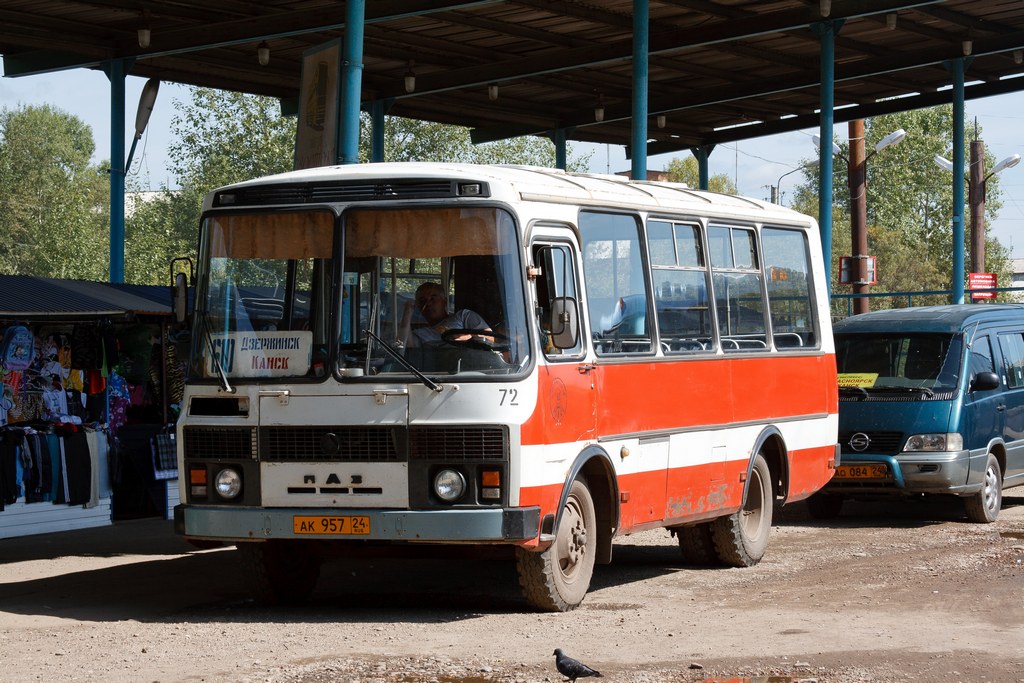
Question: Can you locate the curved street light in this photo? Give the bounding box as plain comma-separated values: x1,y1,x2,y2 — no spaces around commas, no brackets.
935,150,1020,277
816,126,907,314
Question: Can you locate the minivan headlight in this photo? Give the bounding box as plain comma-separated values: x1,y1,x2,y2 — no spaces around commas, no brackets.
904,433,963,452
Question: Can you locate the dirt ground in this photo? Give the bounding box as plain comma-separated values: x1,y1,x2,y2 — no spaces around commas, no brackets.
1,494,1022,683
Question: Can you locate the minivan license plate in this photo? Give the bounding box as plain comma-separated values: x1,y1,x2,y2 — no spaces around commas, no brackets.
293,515,371,535
835,464,888,479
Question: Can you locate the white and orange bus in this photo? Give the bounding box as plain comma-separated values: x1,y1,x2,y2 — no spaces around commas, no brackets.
173,162,839,611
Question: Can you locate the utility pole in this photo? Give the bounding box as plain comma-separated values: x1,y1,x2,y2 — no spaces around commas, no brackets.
848,120,870,315
969,139,985,274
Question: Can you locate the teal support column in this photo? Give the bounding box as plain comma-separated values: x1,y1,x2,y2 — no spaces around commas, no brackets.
948,58,968,304
554,129,567,170
813,20,843,293
370,100,385,162
693,145,714,189
630,0,648,180
338,0,365,164
107,59,127,284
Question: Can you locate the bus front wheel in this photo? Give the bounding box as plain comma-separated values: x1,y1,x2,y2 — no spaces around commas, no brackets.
237,540,322,605
515,477,597,612
710,453,773,567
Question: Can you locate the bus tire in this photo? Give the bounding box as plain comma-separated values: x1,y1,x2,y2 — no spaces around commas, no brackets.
805,492,844,520
675,523,719,565
710,453,773,567
515,477,597,612
237,541,321,606
964,454,1002,524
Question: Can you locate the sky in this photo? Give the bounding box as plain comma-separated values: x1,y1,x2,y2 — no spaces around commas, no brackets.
2,66,1024,261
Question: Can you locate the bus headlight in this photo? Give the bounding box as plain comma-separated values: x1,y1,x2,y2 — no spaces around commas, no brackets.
904,433,963,452
214,467,243,499
433,468,466,503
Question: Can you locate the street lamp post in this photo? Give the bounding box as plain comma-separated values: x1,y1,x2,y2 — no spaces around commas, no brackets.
773,159,819,205
816,124,907,314
935,148,1020,275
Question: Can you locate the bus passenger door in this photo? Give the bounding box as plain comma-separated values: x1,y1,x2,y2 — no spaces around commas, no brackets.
527,237,596,446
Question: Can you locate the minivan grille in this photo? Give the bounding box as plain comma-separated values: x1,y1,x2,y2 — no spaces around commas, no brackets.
839,431,905,455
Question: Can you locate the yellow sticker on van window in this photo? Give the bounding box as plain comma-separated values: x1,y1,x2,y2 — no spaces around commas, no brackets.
838,373,878,388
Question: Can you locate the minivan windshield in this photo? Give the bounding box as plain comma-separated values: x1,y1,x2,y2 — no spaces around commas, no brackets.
835,332,964,393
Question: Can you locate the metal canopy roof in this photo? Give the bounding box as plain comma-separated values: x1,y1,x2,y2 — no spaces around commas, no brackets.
2,1,1024,157
0,275,172,319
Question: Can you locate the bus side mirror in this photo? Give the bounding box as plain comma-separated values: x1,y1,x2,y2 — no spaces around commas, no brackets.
173,271,190,324
970,371,999,392
549,297,579,349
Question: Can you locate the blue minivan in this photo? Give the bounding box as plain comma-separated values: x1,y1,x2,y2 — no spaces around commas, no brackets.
810,304,1024,522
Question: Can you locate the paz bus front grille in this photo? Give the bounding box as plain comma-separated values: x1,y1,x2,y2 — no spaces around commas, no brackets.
182,424,509,463
182,426,258,459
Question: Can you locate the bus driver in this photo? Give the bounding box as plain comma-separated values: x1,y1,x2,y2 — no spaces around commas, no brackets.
398,282,490,348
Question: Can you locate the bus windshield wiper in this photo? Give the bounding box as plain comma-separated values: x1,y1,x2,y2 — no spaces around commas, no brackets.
364,329,442,393
839,386,869,399
201,319,234,394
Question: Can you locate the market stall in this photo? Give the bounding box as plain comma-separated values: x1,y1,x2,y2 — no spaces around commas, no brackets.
0,275,182,538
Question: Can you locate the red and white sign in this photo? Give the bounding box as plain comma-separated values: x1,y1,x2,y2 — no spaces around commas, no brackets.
969,272,997,300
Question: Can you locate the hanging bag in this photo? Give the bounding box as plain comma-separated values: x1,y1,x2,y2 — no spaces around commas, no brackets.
1,326,35,371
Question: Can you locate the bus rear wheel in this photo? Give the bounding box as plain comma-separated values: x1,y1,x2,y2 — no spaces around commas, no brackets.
516,477,596,612
710,453,773,567
237,540,322,605
675,523,719,565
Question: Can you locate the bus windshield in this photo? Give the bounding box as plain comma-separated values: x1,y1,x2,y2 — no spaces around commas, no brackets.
189,206,530,382
340,206,529,376
190,210,335,382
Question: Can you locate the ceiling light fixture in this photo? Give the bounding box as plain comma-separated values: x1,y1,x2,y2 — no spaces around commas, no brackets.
488,84,499,101
137,28,151,49
1015,49,1023,65
404,61,416,94
962,39,973,56
257,41,270,66
819,0,831,18
656,115,666,129
885,13,897,30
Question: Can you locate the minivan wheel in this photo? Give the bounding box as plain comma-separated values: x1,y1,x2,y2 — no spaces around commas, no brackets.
964,454,1002,524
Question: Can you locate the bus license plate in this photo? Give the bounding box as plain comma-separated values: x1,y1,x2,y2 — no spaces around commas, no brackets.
835,464,888,480
293,515,371,535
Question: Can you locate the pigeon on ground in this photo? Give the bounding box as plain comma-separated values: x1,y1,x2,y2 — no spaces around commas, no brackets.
553,648,603,682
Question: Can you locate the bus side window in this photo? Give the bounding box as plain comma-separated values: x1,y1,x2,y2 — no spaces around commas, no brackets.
762,227,818,349
580,212,653,355
534,244,583,357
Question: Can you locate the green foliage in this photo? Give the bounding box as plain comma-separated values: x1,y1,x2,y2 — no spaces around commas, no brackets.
663,155,736,194
373,115,591,170
0,104,110,279
789,106,1014,307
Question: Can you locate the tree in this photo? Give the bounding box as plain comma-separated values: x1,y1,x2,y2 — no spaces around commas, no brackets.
125,88,296,284
0,104,110,279
663,155,737,194
789,105,1013,309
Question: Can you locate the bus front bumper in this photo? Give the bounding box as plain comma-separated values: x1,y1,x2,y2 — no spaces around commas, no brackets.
174,504,541,543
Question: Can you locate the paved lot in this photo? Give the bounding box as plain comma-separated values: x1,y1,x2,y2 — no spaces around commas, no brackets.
1,495,1022,682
